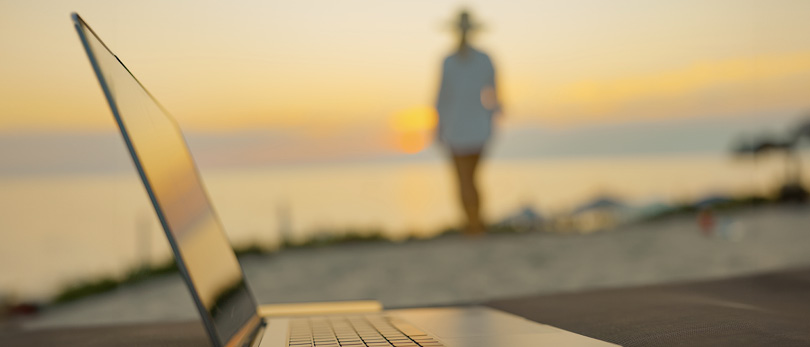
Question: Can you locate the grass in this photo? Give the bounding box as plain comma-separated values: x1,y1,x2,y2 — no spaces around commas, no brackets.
47,231,395,306
50,243,271,305
280,228,389,249
52,260,178,304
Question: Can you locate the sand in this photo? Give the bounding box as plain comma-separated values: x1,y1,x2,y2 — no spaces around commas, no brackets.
22,205,810,329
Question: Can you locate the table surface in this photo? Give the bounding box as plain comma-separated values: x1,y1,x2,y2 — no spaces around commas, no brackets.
3,267,810,347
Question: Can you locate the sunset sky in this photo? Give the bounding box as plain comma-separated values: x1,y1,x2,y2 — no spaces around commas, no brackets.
2,0,810,162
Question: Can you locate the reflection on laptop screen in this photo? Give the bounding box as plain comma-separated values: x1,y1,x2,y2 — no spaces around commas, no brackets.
73,15,257,346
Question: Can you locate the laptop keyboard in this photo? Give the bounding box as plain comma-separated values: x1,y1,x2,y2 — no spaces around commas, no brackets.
288,315,445,347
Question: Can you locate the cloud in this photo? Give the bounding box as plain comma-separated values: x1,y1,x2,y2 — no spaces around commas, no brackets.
542,51,810,122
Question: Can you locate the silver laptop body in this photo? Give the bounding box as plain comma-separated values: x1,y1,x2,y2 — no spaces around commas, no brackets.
71,12,617,347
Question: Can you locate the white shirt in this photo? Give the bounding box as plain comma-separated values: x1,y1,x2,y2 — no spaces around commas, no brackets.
436,47,499,154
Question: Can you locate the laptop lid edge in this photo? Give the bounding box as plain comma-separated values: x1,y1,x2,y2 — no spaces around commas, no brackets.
71,12,263,347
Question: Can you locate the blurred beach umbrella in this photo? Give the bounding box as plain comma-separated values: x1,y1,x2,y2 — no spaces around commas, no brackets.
752,139,792,155
732,135,792,157
694,194,732,209
496,205,544,231
730,116,809,202
573,196,626,215
631,200,676,220
569,196,628,233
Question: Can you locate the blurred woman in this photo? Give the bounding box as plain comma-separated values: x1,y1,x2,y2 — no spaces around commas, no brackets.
435,9,501,235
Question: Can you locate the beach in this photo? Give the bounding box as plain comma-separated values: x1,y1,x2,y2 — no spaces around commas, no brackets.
20,205,810,329
0,154,791,302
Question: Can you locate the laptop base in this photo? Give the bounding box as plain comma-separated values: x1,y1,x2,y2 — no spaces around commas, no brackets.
259,306,617,346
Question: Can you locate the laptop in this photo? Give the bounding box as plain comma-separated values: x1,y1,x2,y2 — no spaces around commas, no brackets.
71,12,617,347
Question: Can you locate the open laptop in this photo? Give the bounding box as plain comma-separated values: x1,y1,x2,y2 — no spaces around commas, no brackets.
71,12,617,347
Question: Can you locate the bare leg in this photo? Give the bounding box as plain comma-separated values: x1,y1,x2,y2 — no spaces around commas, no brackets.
451,153,484,234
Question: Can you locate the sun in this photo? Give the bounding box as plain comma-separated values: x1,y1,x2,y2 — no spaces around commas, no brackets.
390,106,438,154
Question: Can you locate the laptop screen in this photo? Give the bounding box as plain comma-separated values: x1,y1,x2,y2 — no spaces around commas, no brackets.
73,14,258,346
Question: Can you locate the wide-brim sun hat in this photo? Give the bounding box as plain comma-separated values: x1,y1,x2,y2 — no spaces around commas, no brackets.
451,9,483,32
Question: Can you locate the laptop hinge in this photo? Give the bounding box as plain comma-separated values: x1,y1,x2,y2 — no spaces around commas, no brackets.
249,321,267,347
226,314,263,347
